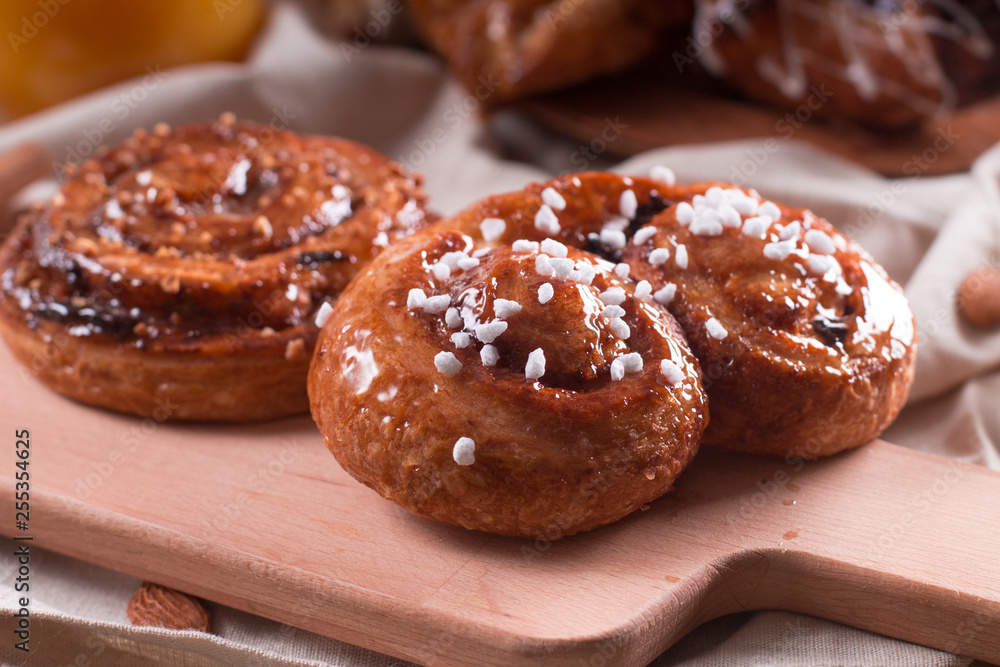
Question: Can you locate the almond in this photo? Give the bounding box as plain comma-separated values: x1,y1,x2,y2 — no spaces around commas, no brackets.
957,265,1000,328
127,581,211,632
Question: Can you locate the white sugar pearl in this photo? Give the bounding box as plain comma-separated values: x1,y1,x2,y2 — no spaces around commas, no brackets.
778,221,802,241
614,262,631,278
599,287,627,306
513,239,539,253
429,263,450,281
453,437,475,465
609,318,630,339
540,238,568,258
480,217,506,242
653,283,677,305
536,254,555,277
633,226,657,245
314,302,334,328
705,317,728,340
675,202,694,225
730,194,759,216
542,187,567,210
480,344,499,366
525,348,546,379
742,216,770,239
660,359,685,385
494,298,522,319
601,304,626,318
535,205,560,234
610,358,625,381
718,204,742,228
439,251,467,269
451,332,472,348
620,189,638,219
675,244,688,269
538,282,554,304
550,257,575,279
600,228,627,250
619,352,643,373
759,201,781,221
648,248,670,266
690,212,723,237
407,288,427,309
635,280,652,299
808,254,838,275
763,240,797,261
445,307,463,328
804,229,836,254
435,351,462,375
423,295,451,314
574,261,596,285
476,320,508,344
603,215,629,231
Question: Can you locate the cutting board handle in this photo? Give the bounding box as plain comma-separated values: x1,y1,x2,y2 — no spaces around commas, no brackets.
691,440,1000,661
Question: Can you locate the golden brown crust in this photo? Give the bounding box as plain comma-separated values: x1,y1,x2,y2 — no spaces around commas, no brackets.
407,0,694,103
309,172,708,538
621,180,916,459
0,118,432,421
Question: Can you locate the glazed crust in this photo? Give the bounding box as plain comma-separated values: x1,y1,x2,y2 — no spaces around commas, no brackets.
309,173,708,538
0,119,432,420
407,0,694,103
620,180,917,459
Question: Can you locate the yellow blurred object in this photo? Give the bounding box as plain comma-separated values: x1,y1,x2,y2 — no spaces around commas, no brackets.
0,0,265,118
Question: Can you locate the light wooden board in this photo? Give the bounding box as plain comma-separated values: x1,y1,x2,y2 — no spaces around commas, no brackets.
2,338,999,666
516,68,1000,177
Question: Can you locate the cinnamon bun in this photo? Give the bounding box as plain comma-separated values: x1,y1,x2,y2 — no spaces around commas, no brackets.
309,172,708,537
0,117,432,420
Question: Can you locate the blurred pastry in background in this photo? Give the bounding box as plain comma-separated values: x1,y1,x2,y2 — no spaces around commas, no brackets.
0,0,265,118
694,0,1000,129
404,0,1000,130
406,0,695,103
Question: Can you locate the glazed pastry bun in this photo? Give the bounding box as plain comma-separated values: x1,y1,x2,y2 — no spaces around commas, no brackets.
309,172,708,538
0,116,432,421
620,179,917,459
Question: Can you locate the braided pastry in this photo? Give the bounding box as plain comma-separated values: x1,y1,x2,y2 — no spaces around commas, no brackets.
0,117,432,420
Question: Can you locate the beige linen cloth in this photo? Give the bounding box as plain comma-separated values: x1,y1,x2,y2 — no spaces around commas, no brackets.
1,3,999,666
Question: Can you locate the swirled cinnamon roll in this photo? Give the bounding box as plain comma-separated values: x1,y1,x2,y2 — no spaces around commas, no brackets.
0,117,432,420
309,172,708,537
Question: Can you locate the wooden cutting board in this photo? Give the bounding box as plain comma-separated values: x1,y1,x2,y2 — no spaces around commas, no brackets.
2,338,999,666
